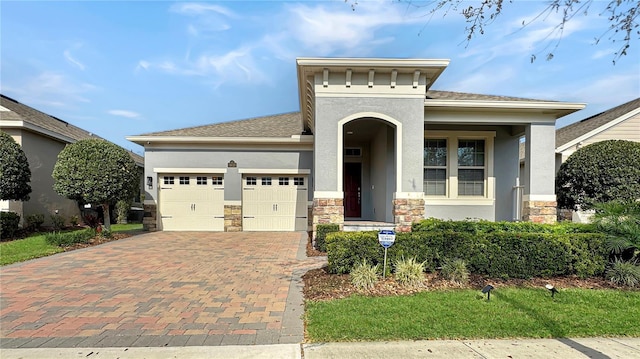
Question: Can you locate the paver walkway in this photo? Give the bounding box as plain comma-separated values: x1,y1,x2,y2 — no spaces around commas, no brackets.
0,231,326,348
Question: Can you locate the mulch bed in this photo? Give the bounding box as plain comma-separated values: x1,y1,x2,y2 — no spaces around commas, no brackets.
63,232,134,251
302,266,620,302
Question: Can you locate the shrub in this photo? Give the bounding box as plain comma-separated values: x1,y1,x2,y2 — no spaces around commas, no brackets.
556,140,640,210
45,229,95,247
82,213,101,229
116,199,131,224
394,257,425,287
326,223,608,278
412,218,593,235
69,215,79,227
350,259,379,290
50,214,65,231
315,224,340,252
0,211,20,239
26,213,45,231
606,260,640,287
440,258,469,285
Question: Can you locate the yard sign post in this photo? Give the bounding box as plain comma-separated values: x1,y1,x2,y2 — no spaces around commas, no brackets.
378,230,396,278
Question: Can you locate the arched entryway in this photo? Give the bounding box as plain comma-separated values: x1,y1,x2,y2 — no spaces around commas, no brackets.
340,117,398,222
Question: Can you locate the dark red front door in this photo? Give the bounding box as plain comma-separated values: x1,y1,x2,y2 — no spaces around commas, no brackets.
344,163,361,218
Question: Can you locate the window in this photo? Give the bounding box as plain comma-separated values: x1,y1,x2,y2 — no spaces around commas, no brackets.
457,140,485,196
262,177,272,185
163,176,174,185
279,177,289,186
211,176,223,185
424,139,447,195
179,176,190,185
424,132,493,200
294,177,304,186
246,177,257,186
196,176,207,185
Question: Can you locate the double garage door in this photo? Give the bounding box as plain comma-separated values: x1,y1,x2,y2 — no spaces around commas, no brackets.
158,173,308,231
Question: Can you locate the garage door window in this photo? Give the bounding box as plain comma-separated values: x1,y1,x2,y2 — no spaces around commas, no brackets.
279,177,289,186
212,176,223,185
196,176,207,185
294,177,304,186
164,176,174,185
246,177,257,186
179,176,190,185
262,177,272,185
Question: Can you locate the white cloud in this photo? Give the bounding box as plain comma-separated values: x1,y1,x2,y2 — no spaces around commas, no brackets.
2,71,96,108
108,110,141,119
170,2,236,18
64,50,85,70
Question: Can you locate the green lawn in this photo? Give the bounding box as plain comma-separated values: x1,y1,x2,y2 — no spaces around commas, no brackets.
305,288,640,341
0,223,143,266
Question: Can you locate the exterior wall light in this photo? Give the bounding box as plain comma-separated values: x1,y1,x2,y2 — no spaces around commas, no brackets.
147,176,153,189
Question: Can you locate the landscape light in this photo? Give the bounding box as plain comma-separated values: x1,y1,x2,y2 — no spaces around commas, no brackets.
545,284,559,298
481,284,494,301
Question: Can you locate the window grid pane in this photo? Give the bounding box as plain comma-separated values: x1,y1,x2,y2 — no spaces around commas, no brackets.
196,176,207,185
458,169,484,196
163,176,174,185
246,177,257,186
294,177,304,186
424,168,446,196
262,177,272,185
424,139,447,166
279,177,289,186
179,176,190,185
211,176,223,185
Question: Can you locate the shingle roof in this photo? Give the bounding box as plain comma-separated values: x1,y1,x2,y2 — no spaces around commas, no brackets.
139,112,303,137
556,97,640,148
0,94,143,165
139,91,558,138
426,90,555,102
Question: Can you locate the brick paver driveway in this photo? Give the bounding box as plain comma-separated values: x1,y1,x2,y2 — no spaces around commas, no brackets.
0,232,325,348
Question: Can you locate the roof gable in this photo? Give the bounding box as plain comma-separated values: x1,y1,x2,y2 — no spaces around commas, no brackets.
556,97,640,150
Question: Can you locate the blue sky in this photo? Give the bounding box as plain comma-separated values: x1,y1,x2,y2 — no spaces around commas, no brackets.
2,1,638,154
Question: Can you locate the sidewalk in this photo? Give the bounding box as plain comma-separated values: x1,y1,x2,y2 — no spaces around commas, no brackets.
2,337,638,359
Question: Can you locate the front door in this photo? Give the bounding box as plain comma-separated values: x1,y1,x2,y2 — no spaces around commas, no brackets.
344,163,361,218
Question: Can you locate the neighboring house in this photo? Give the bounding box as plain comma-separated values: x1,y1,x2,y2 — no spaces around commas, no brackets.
127,57,585,234
0,94,144,226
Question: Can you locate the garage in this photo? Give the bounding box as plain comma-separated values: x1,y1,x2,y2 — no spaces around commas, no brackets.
242,175,308,231
158,174,225,231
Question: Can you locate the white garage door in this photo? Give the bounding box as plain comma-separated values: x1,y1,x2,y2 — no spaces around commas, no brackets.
159,174,224,231
242,175,308,231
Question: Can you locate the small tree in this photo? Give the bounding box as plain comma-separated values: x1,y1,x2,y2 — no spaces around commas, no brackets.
0,131,32,201
556,140,640,211
52,139,139,231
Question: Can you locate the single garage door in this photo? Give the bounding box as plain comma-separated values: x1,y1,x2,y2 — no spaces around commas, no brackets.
242,175,308,231
159,174,224,231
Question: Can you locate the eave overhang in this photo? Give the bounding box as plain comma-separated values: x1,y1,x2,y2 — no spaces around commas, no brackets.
126,135,314,146
424,100,586,118
297,57,450,134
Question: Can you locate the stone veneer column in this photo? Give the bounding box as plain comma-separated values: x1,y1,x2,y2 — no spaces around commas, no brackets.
393,197,425,232
142,204,157,231
312,198,344,236
522,201,557,224
224,205,242,232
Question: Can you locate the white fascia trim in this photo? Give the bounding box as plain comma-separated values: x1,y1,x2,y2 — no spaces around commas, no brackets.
153,168,228,174
556,108,640,153
425,130,496,138
315,93,427,99
394,192,425,199
425,198,495,206
313,191,343,199
238,168,311,174
0,120,77,144
424,100,586,111
224,200,241,206
126,135,314,145
296,57,450,69
523,194,557,202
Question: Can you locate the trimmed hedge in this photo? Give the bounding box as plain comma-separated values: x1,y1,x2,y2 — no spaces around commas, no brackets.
326,229,607,279
45,229,95,247
315,224,340,252
412,218,595,234
1,211,20,239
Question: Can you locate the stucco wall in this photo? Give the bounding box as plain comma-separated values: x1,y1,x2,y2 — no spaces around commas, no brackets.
18,130,80,225
314,97,425,194
144,148,313,202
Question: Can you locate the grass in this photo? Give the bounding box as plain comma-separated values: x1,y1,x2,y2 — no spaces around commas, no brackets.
305,288,640,341
0,223,143,266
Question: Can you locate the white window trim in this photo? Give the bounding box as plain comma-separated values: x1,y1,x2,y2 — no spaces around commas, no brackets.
424,131,495,203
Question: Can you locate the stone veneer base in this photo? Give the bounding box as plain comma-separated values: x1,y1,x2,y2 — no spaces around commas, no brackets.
312,198,344,239
142,204,158,232
522,200,557,224
393,198,425,232
224,205,242,232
